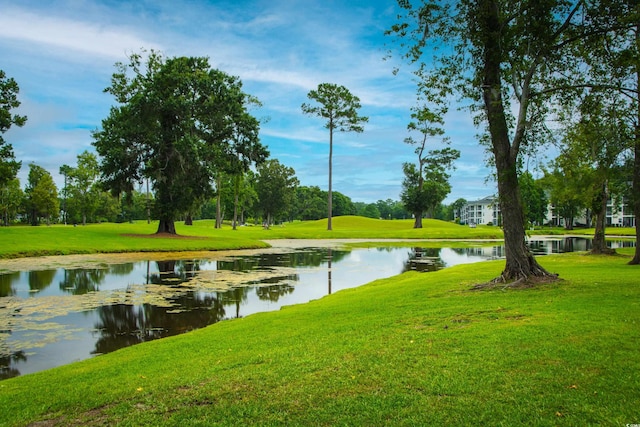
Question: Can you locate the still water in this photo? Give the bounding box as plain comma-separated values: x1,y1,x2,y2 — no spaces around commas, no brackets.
0,237,634,379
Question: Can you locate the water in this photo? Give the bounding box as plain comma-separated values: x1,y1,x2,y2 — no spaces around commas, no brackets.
0,237,634,379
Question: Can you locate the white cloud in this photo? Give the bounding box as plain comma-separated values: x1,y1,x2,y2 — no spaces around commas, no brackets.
0,7,161,61
0,0,498,204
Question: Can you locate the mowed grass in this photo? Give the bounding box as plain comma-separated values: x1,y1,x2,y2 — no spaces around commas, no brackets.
530,226,637,237
0,250,638,426
0,216,503,258
0,221,268,258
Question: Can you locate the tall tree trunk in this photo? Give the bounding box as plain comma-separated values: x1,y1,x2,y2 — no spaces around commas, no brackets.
480,0,552,282
146,178,151,224
233,174,240,231
215,176,222,229
184,214,193,226
327,126,333,231
414,162,425,229
233,195,238,230
564,216,574,231
413,213,423,228
156,218,176,234
590,182,614,255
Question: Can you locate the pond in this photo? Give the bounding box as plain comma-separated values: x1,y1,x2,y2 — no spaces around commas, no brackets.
0,237,634,379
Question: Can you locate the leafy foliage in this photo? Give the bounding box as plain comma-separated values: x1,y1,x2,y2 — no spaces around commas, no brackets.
400,105,459,228
24,164,59,225
0,177,22,226
0,70,26,188
256,159,299,226
518,171,548,227
93,51,265,234
558,93,632,252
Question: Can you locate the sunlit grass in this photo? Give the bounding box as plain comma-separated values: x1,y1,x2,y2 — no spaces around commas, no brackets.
0,250,638,425
530,225,636,237
0,216,504,258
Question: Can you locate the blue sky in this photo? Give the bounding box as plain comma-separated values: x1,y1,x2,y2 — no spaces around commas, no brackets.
0,0,496,204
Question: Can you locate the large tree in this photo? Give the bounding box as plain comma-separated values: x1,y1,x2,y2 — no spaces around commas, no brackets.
389,1,614,283
560,93,630,254
0,70,26,188
93,51,264,234
401,105,459,228
301,83,368,231
575,3,640,263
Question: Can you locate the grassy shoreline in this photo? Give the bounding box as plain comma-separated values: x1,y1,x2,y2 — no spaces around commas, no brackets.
0,249,638,426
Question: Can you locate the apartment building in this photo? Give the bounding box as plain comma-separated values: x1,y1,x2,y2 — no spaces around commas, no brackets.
459,196,501,226
461,195,636,227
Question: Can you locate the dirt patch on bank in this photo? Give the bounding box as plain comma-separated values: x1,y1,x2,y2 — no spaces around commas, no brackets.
0,239,428,274
121,232,208,239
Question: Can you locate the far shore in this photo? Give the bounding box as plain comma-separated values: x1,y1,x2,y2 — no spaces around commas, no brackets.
0,234,629,273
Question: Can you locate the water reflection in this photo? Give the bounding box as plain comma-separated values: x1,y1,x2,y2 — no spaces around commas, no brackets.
28,270,56,292
0,237,635,379
0,272,20,297
60,269,107,294
405,247,446,272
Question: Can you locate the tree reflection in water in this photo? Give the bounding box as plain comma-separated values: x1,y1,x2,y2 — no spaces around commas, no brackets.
0,272,20,297
59,269,107,294
28,270,55,293
404,247,445,273
0,351,26,380
92,259,227,355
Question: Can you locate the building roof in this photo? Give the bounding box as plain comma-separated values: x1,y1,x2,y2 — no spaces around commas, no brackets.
466,195,497,205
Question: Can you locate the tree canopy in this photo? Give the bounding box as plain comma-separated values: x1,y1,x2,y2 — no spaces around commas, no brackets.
388,0,622,283
256,159,299,227
93,51,266,234
25,164,58,226
0,70,27,188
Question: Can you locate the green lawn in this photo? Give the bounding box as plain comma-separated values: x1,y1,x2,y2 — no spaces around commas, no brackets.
0,249,638,426
0,217,504,259
2,216,635,259
530,226,636,237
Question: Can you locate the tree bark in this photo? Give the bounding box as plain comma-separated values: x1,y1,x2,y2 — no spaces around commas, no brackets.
630,40,640,264
413,214,423,228
327,125,333,231
590,183,612,254
233,174,240,231
215,176,222,229
156,219,176,234
480,0,552,282
564,217,574,231
184,214,193,226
